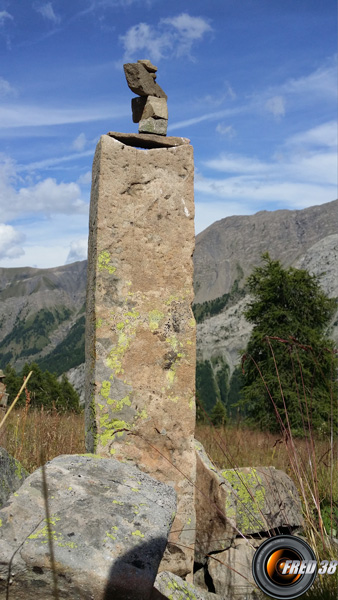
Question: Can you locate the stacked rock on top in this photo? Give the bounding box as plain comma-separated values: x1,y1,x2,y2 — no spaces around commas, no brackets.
123,59,168,136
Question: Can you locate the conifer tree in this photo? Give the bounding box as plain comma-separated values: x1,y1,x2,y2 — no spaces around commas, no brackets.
241,253,337,433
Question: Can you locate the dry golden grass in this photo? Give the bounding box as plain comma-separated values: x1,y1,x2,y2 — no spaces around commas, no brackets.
0,405,85,473
196,422,337,479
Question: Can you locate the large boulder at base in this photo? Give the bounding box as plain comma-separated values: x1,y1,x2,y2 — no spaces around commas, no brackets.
220,466,303,534
0,447,28,508
0,454,176,600
150,571,223,600
194,440,236,563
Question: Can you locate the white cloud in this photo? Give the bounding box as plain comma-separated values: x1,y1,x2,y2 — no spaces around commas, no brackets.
0,211,89,269
287,121,337,149
0,102,128,129
22,150,94,172
34,2,60,23
0,77,15,98
77,171,92,185
65,239,88,264
120,13,212,62
161,14,212,56
0,11,13,24
196,121,337,219
0,156,88,221
205,153,270,174
17,178,87,216
168,105,246,131
281,57,337,98
265,95,285,119
120,23,170,62
72,133,87,151
216,123,236,138
0,224,25,259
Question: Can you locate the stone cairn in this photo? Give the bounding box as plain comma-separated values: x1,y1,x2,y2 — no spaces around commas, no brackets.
124,59,168,136
85,61,196,579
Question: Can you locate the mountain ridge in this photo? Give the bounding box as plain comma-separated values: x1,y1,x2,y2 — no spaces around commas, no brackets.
194,199,338,304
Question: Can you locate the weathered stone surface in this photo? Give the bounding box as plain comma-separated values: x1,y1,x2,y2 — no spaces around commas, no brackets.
124,62,167,99
151,571,224,600
132,96,147,123
194,440,236,563
139,117,168,136
207,537,265,599
138,59,157,73
0,447,28,508
107,131,190,149
142,96,168,120
85,134,196,577
0,454,176,599
220,466,303,535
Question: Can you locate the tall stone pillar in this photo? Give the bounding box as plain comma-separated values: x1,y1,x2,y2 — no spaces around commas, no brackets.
85,131,196,578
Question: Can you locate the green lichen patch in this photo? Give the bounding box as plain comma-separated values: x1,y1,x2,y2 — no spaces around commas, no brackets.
168,394,180,403
14,459,25,480
107,395,131,411
28,516,62,542
104,526,118,543
131,530,144,538
148,309,165,332
136,408,148,419
99,416,133,446
222,468,266,532
188,318,196,329
98,251,116,274
101,380,111,399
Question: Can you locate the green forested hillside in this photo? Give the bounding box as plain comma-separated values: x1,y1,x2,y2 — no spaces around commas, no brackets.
38,315,85,376
0,261,86,374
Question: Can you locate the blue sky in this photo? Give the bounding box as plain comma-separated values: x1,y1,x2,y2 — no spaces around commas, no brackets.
0,0,336,268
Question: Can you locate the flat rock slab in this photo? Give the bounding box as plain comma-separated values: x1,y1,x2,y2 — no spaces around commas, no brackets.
139,117,168,136
0,454,176,600
107,131,190,149
0,447,28,508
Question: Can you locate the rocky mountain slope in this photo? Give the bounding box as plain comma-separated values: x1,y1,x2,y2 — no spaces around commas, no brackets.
194,199,338,302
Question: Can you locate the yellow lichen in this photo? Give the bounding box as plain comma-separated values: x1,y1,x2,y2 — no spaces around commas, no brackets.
148,309,165,332
101,380,111,399
98,251,116,274
132,530,144,537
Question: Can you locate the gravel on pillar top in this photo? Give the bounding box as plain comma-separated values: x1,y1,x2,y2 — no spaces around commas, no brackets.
85,133,196,578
